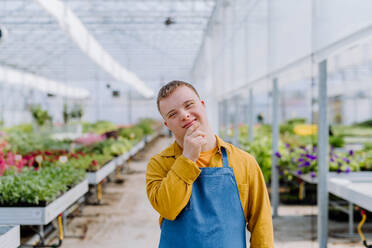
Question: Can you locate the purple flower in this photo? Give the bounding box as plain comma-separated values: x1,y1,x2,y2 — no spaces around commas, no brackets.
310,171,316,178
312,146,317,153
344,167,351,173
275,152,281,158
299,161,311,167
342,157,350,164
349,150,354,156
285,143,290,148
306,154,317,160
291,157,295,164
297,170,302,175
330,157,334,162
337,168,342,173
298,158,304,162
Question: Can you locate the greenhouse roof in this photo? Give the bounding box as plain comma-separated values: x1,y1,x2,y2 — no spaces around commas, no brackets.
0,0,216,98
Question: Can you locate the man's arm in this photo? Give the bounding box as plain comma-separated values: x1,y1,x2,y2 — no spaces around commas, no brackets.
247,157,274,248
146,155,200,220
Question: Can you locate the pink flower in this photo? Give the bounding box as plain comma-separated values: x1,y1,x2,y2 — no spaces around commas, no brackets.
91,160,98,167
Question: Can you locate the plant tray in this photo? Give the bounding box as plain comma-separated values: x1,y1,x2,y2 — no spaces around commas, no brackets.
130,140,145,156
145,133,157,143
0,225,19,248
116,152,130,166
86,159,117,184
0,180,88,225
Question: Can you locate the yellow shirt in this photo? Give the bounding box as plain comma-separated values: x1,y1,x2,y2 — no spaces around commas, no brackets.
196,145,218,167
146,136,274,248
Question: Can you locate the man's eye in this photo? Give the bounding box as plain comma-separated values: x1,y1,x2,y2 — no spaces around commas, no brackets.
169,113,176,118
186,103,193,108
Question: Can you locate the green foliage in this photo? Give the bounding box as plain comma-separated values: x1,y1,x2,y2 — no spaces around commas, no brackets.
119,126,144,142
66,153,112,171
240,136,272,183
329,136,344,148
364,142,372,150
286,118,306,125
280,118,307,135
64,104,84,124
4,123,33,133
5,132,71,155
0,165,85,206
333,125,372,137
82,121,116,134
29,104,51,127
355,119,372,127
137,119,155,135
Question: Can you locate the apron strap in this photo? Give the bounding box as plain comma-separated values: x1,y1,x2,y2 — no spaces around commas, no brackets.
221,147,229,168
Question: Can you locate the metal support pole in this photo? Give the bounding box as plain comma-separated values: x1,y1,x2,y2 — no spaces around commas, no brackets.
233,96,240,146
39,225,45,244
248,88,254,142
271,78,279,218
318,60,329,248
348,202,354,236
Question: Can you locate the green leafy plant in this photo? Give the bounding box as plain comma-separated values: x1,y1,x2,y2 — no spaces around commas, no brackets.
29,104,51,127
0,165,85,206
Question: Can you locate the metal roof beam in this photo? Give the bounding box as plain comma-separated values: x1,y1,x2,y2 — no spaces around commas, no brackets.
34,0,154,98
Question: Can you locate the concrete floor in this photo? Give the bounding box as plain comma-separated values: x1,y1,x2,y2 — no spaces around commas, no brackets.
55,136,372,248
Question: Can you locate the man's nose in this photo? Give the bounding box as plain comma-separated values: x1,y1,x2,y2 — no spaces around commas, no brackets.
180,109,190,120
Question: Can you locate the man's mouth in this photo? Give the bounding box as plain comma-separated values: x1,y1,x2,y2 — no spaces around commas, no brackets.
183,119,196,129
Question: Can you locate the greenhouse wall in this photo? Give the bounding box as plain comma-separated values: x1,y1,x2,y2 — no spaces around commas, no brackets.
192,0,372,126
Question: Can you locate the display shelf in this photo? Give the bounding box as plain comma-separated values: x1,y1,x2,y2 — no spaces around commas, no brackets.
328,172,372,212
86,159,117,184
0,180,88,225
0,225,20,248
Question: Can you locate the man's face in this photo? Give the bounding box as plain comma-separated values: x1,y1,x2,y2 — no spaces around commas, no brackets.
159,86,207,145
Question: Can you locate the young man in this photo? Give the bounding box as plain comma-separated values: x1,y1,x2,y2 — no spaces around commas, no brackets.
146,81,274,248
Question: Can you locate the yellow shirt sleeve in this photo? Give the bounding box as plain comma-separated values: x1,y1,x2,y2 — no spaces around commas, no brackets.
246,156,274,248
146,154,201,221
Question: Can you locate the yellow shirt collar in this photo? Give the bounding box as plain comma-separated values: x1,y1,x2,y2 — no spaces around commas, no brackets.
159,135,231,158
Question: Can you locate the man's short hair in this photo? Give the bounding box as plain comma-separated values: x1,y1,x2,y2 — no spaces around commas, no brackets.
157,80,200,113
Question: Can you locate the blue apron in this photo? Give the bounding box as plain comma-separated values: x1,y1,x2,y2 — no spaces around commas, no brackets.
159,147,247,248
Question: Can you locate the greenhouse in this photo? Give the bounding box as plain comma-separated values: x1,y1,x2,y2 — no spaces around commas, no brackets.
1,0,372,247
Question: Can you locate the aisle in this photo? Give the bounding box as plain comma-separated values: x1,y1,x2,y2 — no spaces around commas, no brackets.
59,136,173,248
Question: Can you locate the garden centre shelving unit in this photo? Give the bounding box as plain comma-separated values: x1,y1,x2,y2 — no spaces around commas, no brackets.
87,133,158,203
0,180,88,225
293,172,372,237
328,172,372,213
0,225,20,248
86,159,118,185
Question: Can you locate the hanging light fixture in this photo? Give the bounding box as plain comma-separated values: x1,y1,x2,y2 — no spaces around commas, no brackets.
0,25,8,44
164,17,175,26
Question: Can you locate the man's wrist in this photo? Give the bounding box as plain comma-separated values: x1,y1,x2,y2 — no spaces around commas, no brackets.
182,152,197,162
